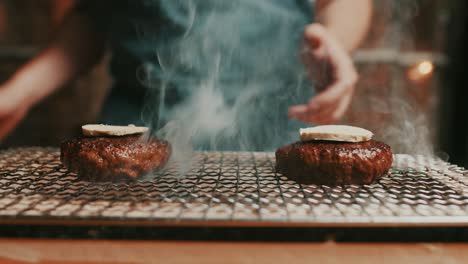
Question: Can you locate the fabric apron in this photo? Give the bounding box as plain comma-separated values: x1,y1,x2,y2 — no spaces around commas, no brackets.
79,0,314,151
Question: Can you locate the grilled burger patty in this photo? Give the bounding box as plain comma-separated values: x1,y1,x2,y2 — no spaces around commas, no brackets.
61,135,171,181
275,140,393,185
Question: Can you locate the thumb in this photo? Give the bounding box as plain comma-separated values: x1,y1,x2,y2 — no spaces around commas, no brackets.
304,24,328,50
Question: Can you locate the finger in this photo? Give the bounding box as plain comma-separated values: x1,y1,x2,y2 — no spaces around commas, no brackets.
319,32,357,82
305,23,357,82
330,92,353,121
288,104,316,123
289,91,344,122
308,80,354,112
305,29,321,49
288,104,317,118
289,101,330,121
289,90,353,125
290,85,349,118
0,109,27,142
311,93,353,125
288,102,334,124
294,105,337,125
303,24,327,59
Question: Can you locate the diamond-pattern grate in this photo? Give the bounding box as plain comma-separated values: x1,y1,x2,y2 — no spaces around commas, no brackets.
0,147,467,226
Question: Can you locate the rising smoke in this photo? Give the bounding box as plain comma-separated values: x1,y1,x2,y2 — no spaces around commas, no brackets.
139,0,313,168
348,0,445,160
138,0,444,172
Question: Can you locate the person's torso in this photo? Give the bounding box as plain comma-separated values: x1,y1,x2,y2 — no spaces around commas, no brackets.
90,0,314,103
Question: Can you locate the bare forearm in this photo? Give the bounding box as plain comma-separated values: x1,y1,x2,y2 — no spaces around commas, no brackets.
6,10,105,106
315,0,372,52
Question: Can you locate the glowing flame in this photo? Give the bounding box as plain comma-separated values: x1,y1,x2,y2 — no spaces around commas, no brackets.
417,61,434,75
407,60,434,82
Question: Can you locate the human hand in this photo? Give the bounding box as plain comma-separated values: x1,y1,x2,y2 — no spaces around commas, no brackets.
0,84,30,142
289,23,358,124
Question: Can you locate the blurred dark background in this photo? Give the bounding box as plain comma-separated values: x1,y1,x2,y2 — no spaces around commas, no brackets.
0,0,111,147
0,0,465,166
440,0,468,168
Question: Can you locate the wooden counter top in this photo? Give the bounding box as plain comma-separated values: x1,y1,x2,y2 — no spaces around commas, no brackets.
0,240,466,264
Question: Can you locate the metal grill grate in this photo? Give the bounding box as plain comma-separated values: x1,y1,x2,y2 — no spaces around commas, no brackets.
0,147,467,226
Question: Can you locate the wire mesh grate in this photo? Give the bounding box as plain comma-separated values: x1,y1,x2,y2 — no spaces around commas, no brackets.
0,147,467,226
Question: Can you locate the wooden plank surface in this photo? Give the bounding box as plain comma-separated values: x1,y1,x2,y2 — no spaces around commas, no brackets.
0,240,466,264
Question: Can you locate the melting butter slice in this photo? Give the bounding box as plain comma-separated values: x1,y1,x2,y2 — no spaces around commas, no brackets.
82,124,149,137
300,125,373,143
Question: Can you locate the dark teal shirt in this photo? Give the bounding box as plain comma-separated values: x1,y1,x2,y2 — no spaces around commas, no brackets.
78,0,314,150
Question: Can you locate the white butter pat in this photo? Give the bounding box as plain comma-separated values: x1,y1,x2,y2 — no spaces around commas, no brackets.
299,125,373,143
82,124,149,137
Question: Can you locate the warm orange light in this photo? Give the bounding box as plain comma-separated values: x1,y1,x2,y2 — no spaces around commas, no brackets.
417,60,434,75
407,60,434,82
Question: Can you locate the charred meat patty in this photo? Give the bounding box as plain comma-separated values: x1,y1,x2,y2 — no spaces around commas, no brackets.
275,140,393,186
61,135,171,181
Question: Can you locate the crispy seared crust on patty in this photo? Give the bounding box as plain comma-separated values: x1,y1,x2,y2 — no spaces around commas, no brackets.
61,135,171,182
275,140,393,186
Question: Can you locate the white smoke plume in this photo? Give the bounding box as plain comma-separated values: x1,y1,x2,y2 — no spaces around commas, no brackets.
348,0,446,160
137,0,313,174
136,0,445,175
